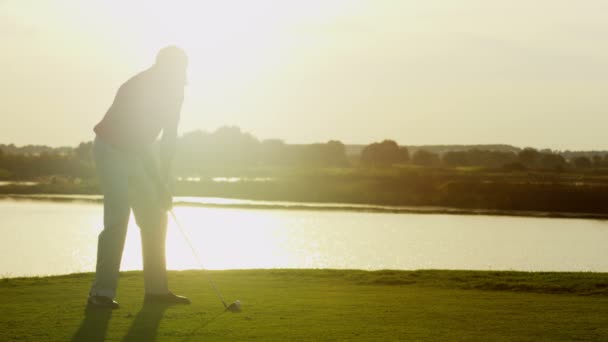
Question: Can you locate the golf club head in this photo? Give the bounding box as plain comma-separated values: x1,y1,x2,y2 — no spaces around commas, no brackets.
225,300,242,313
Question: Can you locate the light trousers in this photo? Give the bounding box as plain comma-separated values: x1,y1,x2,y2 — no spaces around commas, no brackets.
89,137,169,298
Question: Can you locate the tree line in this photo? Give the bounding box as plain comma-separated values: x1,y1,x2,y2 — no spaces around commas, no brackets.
0,127,607,180
360,139,605,171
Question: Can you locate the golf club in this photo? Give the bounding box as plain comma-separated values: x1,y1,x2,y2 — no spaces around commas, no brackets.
169,209,241,313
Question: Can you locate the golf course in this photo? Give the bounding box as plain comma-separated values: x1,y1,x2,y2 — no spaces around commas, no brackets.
2,270,608,341
3,1,608,341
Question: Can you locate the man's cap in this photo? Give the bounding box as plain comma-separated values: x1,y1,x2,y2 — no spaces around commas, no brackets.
155,45,188,67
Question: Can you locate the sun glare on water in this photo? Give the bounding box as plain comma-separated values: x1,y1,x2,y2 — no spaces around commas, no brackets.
166,207,294,270
120,207,298,271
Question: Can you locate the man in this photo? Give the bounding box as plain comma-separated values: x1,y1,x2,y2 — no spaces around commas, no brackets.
87,46,190,309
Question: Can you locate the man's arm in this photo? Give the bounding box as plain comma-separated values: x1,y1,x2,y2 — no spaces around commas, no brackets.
159,119,178,184
159,89,183,184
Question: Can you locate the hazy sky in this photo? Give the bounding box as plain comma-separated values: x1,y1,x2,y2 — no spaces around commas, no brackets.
1,0,607,150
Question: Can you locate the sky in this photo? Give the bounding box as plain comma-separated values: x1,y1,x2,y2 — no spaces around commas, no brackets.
1,0,607,150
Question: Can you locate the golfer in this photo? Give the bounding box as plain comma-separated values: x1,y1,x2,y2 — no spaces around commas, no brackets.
87,46,190,309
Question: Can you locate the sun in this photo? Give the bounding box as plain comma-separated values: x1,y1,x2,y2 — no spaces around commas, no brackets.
94,1,358,56
83,0,366,137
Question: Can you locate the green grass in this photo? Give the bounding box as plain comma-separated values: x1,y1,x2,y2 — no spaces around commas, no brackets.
2,270,608,341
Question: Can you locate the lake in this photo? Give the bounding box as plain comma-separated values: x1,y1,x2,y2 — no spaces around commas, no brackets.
1,197,607,278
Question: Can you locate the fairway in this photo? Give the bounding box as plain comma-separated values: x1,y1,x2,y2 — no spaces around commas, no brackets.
1,270,607,341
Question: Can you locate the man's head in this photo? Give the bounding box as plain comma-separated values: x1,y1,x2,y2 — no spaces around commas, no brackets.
154,45,188,85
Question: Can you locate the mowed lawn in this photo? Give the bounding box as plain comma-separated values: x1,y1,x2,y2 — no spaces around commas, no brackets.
1,270,608,341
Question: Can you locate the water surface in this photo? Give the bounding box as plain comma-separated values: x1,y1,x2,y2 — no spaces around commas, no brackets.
1,198,607,278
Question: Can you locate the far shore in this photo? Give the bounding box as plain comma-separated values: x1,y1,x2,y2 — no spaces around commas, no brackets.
2,193,608,221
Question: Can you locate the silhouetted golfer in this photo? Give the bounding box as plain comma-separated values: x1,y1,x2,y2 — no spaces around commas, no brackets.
87,46,190,309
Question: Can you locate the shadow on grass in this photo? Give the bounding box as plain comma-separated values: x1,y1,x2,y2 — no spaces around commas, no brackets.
122,303,169,342
71,307,113,342
71,302,170,342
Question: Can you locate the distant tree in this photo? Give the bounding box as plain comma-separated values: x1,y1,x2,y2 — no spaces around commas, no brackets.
572,156,592,169
486,151,517,168
360,144,375,165
442,149,517,168
175,126,261,169
602,155,608,168
518,148,541,168
74,141,93,162
259,139,287,165
592,155,603,168
538,152,566,171
412,149,440,167
298,140,349,167
323,140,348,166
442,151,469,167
361,140,407,166
399,147,410,164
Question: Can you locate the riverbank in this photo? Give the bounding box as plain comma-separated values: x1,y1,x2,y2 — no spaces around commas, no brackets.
3,193,608,220
1,270,607,341
3,167,608,218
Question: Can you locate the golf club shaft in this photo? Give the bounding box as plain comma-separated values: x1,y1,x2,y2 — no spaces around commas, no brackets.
169,210,228,308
